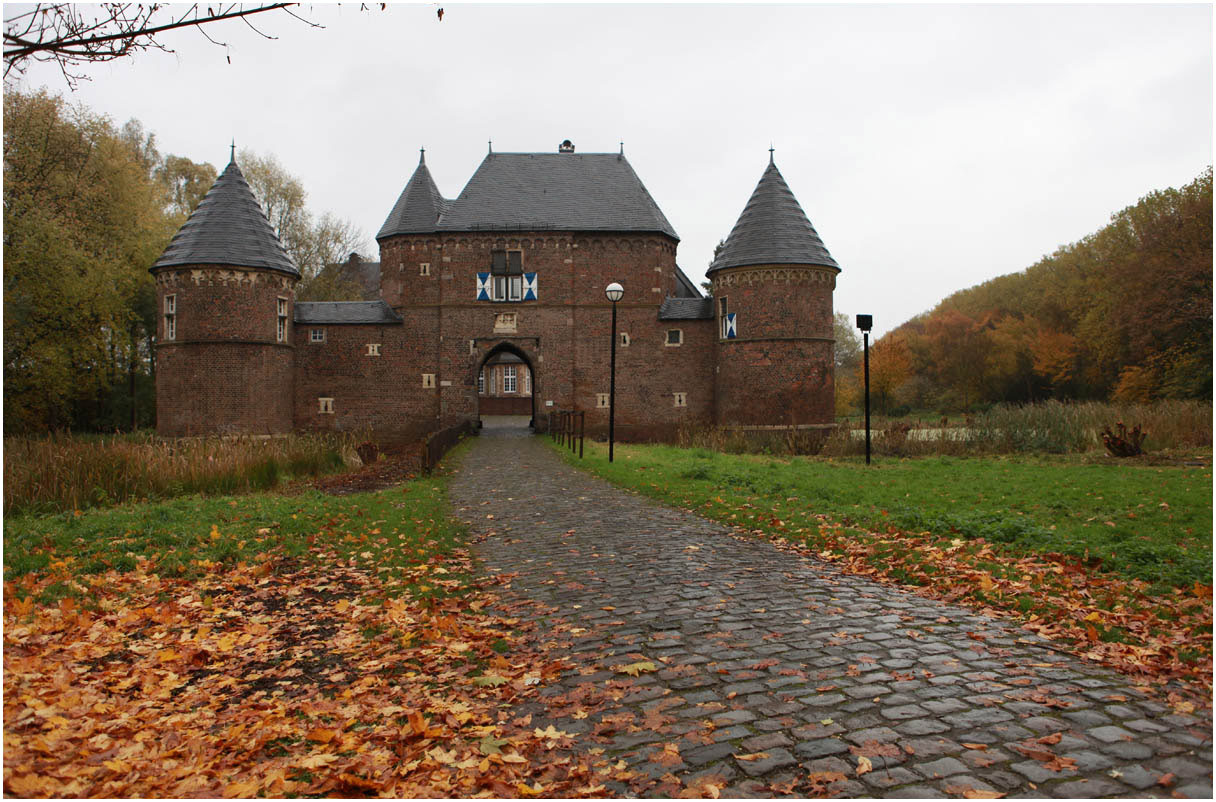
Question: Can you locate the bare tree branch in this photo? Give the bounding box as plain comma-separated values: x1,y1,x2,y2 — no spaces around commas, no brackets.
4,3,322,88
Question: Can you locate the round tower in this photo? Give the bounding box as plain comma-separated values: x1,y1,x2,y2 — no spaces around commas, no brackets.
709,154,840,430
150,153,300,436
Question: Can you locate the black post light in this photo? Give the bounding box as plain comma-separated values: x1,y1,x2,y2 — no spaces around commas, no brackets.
856,314,873,465
605,282,624,462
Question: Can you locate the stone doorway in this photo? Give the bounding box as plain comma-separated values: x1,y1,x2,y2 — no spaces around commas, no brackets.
475,343,536,430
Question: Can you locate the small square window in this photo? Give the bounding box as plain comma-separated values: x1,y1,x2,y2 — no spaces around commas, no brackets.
318,397,334,414
420,262,431,276
596,393,610,409
422,373,436,388
620,332,630,347
666,329,683,346
366,343,381,356
310,328,325,343
673,392,687,408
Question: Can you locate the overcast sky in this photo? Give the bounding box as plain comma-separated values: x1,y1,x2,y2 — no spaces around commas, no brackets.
9,2,1212,337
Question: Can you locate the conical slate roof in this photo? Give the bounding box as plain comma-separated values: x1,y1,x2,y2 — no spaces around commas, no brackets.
708,158,839,273
153,156,297,275
376,151,448,239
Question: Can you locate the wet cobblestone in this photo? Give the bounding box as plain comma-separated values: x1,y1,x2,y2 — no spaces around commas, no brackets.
450,430,1212,797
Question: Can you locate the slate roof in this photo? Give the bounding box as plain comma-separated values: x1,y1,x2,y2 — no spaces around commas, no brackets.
376,152,448,239
153,157,298,275
658,297,714,320
708,159,839,273
294,300,402,325
673,266,703,299
377,152,678,240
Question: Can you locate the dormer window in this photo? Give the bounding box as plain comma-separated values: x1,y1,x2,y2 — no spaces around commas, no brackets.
490,249,523,301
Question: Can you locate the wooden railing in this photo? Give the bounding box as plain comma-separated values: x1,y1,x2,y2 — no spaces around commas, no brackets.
422,420,475,473
548,410,584,458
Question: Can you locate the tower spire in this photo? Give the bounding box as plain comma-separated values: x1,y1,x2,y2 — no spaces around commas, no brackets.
769,144,775,165
419,147,426,165
230,139,236,163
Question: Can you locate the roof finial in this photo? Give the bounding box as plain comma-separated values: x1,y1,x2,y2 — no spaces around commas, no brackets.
620,140,624,155
769,144,775,165
419,147,426,165
488,139,493,154
230,139,236,163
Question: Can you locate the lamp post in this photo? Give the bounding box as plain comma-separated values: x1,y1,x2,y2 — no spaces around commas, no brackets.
605,282,624,462
856,314,873,465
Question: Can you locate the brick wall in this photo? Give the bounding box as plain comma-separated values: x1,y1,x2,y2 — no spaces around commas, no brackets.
712,264,837,428
156,241,837,441
153,266,296,436
379,231,716,439
293,322,436,442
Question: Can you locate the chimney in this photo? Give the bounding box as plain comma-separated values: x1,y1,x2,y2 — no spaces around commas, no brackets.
558,139,575,154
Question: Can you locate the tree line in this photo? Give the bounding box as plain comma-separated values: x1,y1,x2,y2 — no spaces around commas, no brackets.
837,167,1212,415
3,87,366,434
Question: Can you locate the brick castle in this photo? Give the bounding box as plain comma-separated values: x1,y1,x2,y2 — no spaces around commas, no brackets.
151,141,841,441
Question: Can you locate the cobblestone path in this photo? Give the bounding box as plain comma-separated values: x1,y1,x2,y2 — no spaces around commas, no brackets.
449,430,1212,798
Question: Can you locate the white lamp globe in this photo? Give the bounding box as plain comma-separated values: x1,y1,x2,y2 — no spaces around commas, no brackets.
605,282,624,302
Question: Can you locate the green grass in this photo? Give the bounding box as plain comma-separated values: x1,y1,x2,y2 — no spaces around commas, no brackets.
3,462,468,605
554,441,1212,590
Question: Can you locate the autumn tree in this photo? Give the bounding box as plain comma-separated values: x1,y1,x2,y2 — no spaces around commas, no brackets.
158,155,218,221
866,332,913,415
3,88,170,431
877,166,1211,409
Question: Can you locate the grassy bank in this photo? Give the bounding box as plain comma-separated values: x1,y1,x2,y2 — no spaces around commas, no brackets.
3,465,464,605
3,431,354,515
552,439,1212,690
565,443,1211,588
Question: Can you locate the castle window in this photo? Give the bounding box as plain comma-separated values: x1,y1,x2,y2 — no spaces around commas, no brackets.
366,343,380,356
719,297,729,339
523,369,531,395
478,369,485,394
503,365,517,394
163,294,176,341
310,328,325,343
673,392,687,408
277,297,288,343
666,329,683,346
490,249,523,301
596,393,609,409
620,332,630,347
419,262,431,276
318,397,334,414
422,373,436,389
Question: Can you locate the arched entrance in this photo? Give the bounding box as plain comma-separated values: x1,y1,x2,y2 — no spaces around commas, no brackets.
474,342,537,430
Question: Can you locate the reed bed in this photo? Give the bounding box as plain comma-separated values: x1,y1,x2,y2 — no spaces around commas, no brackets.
4,431,355,514
678,399,1212,458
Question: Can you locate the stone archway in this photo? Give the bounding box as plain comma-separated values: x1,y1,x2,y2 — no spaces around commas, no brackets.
472,341,538,429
